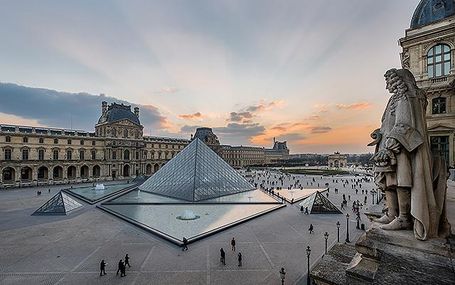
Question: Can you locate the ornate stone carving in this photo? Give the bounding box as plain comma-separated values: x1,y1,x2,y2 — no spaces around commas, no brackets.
400,49,410,69
369,68,451,240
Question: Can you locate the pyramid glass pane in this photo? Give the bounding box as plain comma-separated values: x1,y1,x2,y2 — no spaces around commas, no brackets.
33,191,82,215
139,139,254,201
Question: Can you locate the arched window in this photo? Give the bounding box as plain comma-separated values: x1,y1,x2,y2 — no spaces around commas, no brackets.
432,97,447,114
427,44,451,78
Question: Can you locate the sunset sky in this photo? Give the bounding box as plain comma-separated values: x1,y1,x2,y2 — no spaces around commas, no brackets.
0,0,421,153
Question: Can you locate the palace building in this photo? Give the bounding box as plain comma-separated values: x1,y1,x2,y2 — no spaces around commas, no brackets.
0,102,289,188
399,0,455,167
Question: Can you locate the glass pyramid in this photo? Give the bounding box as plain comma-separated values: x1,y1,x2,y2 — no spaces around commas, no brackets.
298,191,342,214
139,138,255,202
33,191,83,215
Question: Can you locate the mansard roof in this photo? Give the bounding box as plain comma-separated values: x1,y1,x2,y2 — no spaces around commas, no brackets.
411,0,455,28
97,103,141,126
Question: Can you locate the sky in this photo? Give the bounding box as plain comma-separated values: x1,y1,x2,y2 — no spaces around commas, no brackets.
0,0,421,154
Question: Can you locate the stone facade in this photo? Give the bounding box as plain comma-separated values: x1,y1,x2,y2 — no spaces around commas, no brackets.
399,6,455,167
0,102,189,188
0,106,291,188
328,152,347,168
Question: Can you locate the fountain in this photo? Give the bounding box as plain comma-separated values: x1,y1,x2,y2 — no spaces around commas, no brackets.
176,210,200,221
95,183,105,191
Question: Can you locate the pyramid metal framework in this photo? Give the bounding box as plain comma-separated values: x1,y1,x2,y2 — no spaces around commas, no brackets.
298,191,342,214
139,138,255,202
33,191,83,215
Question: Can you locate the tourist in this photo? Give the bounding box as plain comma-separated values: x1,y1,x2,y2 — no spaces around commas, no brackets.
48,188,50,193
300,206,304,213
308,224,314,234
220,248,226,265
231,237,236,251
305,207,309,215
182,237,188,251
116,259,123,275
238,252,242,267
120,261,126,277
124,254,131,268
99,260,107,276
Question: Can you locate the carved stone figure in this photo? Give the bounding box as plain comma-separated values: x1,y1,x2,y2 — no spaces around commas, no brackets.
369,68,451,240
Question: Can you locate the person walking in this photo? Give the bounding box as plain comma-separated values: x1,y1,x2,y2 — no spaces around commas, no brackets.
120,260,126,277
308,224,314,234
124,254,131,268
231,238,236,251
220,248,226,265
238,252,242,267
182,237,188,251
99,260,107,276
116,259,123,276
300,205,304,213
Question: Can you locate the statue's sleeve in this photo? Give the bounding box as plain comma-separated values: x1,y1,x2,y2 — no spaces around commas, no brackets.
387,97,423,153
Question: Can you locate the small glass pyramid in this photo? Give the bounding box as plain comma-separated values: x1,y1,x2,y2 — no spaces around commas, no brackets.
298,191,341,214
33,191,83,215
139,138,254,201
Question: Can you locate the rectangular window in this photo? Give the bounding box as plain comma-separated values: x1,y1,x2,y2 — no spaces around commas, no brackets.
68,139,72,145
4,149,11,160
22,149,29,160
80,140,84,145
80,150,85,160
38,149,44,160
430,136,449,164
91,150,96,160
112,150,117,160
5,136,11,142
67,150,72,160
53,150,59,160
92,140,96,146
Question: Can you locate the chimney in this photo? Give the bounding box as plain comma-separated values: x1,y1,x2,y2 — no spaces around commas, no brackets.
134,107,139,117
102,101,107,115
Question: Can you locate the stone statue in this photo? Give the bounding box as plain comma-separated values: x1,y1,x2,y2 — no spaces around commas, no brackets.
369,68,451,240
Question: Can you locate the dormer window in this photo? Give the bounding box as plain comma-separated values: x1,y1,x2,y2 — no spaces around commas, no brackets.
427,44,451,78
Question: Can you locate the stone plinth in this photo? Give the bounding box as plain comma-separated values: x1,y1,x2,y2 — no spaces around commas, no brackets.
310,227,454,284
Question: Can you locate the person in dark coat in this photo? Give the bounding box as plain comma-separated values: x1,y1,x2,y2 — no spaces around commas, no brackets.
124,254,131,268
231,238,236,251
220,248,226,265
238,252,242,267
99,260,106,276
116,259,123,275
309,224,314,234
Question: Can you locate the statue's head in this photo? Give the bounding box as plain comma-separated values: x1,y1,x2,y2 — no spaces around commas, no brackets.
384,68,418,96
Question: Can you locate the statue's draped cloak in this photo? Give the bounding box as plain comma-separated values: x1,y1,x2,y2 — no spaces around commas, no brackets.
376,91,445,240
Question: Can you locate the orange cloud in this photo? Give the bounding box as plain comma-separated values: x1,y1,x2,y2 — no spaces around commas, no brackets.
178,112,203,120
335,102,372,110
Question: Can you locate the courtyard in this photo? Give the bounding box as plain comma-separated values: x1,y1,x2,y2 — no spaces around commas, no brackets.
0,173,381,285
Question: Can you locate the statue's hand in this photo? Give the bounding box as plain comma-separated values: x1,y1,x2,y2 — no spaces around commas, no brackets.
386,138,401,153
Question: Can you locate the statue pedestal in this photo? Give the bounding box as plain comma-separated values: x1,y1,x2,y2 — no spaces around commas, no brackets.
310,226,454,284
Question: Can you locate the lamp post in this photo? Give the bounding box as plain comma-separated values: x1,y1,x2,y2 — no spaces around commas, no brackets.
345,213,350,243
306,246,311,285
371,190,375,204
324,232,329,254
336,221,340,243
280,267,286,285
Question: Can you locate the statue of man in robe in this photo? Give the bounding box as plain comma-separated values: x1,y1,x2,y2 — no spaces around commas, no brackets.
369,68,451,240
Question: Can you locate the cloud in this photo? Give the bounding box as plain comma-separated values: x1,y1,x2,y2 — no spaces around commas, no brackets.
336,102,371,110
153,87,179,95
178,112,203,120
180,125,202,134
0,82,168,131
229,111,253,122
311,126,332,134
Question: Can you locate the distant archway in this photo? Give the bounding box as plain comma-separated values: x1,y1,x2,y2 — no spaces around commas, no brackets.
2,167,15,183
123,164,130,177
37,166,48,180
93,165,101,178
146,164,152,175
67,166,76,180
53,166,63,180
153,164,159,173
80,165,89,179
21,167,32,181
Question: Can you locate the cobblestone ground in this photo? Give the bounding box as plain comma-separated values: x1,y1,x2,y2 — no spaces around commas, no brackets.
0,173,417,285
